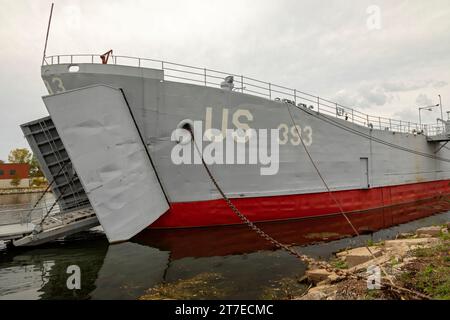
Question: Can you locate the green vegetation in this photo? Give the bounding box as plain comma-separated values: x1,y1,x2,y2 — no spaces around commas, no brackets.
365,289,382,300
260,276,309,300
10,175,21,187
400,242,450,300
390,257,400,267
331,258,348,269
139,273,228,300
6,148,46,186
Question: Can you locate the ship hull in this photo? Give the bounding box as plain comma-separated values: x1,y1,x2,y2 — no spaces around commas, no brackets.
37,62,450,232
150,179,450,228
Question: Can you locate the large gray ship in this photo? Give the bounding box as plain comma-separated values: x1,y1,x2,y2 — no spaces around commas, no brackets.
22,52,450,243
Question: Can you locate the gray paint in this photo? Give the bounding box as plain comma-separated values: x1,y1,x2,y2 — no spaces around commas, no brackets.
43,85,169,242
20,116,89,211
39,63,450,206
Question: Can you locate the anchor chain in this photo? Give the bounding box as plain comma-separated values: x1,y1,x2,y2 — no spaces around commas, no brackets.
188,128,342,274
187,123,431,300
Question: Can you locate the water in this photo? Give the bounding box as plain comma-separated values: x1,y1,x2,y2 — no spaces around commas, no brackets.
0,195,449,300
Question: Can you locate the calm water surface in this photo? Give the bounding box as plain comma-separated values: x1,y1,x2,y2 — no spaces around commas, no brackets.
1,194,449,300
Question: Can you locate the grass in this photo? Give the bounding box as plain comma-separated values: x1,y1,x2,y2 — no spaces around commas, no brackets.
138,272,228,300
331,258,348,270
399,241,450,300
390,257,401,267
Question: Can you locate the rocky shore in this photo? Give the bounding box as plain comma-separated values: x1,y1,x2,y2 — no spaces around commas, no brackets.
298,223,450,300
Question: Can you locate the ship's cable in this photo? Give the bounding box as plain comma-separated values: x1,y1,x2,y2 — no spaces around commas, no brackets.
285,103,433,299
293,104,450,163
25,160,70,223
187,125,430,299
186,126,339,271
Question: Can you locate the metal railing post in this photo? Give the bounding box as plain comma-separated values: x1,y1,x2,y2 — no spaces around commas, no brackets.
389,119,392,131
241,75,244,93
379,117,381,130
317,97,320,113
352,109,354,123
204,68,207,86
269,83,271,99
294,89,297,105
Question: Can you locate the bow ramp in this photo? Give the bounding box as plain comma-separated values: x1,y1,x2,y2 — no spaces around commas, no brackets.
42,85,169,243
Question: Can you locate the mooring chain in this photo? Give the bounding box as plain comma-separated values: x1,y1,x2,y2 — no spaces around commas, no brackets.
188,123,430,300
284,104,433,299
188,129,342,274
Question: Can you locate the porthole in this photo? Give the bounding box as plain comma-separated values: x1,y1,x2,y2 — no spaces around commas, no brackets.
68,65,80,72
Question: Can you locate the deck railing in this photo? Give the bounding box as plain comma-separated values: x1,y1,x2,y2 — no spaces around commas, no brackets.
0,193,88,227
43,54,444,136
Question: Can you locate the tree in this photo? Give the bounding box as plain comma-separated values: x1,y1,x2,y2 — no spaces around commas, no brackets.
10,175,21,187
8,148,32,164
0,159,4,164
7,148,44,178
30,154,44,178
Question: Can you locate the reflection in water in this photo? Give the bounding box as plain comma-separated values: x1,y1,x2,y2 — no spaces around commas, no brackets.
0,235,108,299
135,196,450,259
0,196,449,299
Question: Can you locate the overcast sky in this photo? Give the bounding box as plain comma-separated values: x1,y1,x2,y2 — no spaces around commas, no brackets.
1,0,449,161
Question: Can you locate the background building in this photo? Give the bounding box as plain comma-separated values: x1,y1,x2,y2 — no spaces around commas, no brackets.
0,163,30,188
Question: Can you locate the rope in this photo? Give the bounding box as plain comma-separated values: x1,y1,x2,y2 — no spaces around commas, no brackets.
285,104,396,284
26,160,69,221
36,163,80,232
189,127,340,273
187,120,431,300
295,104,450,163
285,103,432,299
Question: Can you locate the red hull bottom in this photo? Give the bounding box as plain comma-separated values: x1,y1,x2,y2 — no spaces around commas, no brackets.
149,180,450,229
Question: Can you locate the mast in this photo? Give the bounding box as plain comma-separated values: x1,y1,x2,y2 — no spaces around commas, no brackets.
42,3,54,66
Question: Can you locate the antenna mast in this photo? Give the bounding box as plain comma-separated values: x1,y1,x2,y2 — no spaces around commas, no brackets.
42,3,55,66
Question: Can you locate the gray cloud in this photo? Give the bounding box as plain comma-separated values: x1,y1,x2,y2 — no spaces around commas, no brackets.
416,94,434,107
433,81,448,89
1,0,450,160
335,84,392,109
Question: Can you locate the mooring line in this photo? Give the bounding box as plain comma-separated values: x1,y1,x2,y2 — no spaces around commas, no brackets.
284,103,433,299
187,118,430,300
188,127,337,272
285,104,396,281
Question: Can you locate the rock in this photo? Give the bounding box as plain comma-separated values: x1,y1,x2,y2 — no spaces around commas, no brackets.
416,226,443,238
327,273,341,283
384,237,439,249
446,222,450,230
396,232,414,239
298,285,337,300
337,247,382,268
305,269,333,284
403,257,416,264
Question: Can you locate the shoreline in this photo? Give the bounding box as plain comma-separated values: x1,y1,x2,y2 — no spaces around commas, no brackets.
0,187,49,195
297,223,450,300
